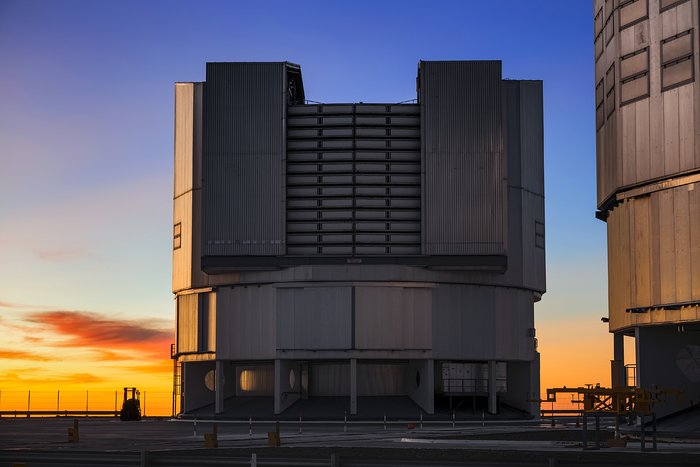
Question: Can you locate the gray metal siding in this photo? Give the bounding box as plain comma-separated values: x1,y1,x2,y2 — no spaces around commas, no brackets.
309,362,350,396
502,80,546,295
203,62,287,256
515,81,546,293
517,82,545,198
276,286,352,350
421,61,506,256
357,362,407,396
431,284,535,360
354,286,432,350
216,285,276,359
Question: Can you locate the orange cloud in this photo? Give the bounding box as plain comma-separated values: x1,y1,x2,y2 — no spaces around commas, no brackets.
111,362,173,375
26,311,173,359
0,371,104,385
0,349,54,361
0,300,30,308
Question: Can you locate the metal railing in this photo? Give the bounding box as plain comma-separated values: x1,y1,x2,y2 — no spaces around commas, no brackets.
0,390,173,418
438,377,506,394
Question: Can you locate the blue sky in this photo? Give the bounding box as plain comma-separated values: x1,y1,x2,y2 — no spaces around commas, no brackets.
0,0,611,390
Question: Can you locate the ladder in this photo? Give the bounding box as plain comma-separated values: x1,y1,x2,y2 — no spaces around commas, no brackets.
171,344,181,417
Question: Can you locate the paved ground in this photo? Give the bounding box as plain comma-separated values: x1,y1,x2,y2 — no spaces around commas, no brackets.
188,395,526,420
0,417,698,466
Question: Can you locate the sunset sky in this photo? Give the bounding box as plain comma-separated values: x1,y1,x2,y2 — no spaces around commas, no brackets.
0,0,619,407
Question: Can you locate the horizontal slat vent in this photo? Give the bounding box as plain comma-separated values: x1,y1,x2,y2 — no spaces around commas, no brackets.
286,104,421,255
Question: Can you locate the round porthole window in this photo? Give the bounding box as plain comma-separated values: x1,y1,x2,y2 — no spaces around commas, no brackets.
204,370,216,391
289,369,296,389
416,370,421,389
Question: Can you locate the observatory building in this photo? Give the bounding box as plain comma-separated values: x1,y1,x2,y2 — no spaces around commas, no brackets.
594,0,700,415
172,61,545,417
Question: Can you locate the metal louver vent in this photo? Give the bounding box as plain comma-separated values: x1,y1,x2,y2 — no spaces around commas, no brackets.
286,104,421,255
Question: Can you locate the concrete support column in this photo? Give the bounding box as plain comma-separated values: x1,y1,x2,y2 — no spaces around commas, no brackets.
531,354,541,419
180,363,187,413
634,327,642,388
408,359,434,414
215,360,225,414
275,359,300,415
612,332,625,388
488,360,497,415
274,359,282,415
350,359,357,415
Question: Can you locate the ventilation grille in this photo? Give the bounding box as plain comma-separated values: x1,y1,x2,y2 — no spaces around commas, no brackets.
286,104,421,255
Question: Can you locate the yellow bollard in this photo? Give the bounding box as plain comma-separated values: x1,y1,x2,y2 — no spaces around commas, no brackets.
267,421,281,447
68,419,80,442
204,423,218,448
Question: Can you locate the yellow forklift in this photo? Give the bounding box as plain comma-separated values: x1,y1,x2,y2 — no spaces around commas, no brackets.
119,387,141,421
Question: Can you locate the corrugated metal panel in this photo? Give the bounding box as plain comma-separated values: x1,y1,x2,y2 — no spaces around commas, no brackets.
173,82,205,293
517,82,545,197
357,362,406,396
177,293,198,353
174,83,195,198
354,286,431,350
310,362,350,396
515,81,545,294
286,104,421,255
607,182,700,332
431,284,535,360
521,190,546,293
595,0,700,208
199,292,216,352
277,287,352,350
172,194,193,292
420,61,506,255
203,62,287,256
236,364,274,396
215,285,276,359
